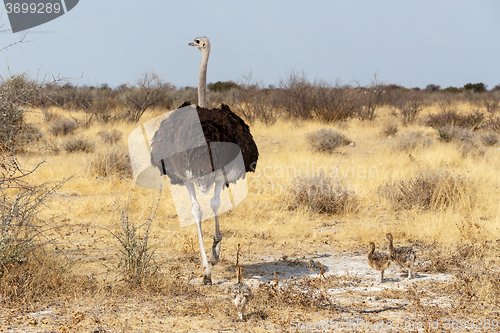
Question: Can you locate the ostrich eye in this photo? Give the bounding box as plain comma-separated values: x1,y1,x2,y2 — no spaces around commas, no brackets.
196,40,200,44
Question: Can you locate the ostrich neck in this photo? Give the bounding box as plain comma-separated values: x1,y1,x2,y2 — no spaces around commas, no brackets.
198,47,210,108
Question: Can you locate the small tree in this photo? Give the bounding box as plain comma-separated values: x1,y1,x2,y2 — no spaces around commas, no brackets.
357,74,385,121
121,72,168,122
425,84,441,92
277,70,316,120
464,83,486,93
391,90,426,124
208,81,241,92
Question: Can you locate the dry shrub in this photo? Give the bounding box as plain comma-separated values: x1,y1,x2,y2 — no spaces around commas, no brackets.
426,110,484,131
393,131,432,152
0,259,66,305
48,117,78,136
452,262,500,307
42,109,58,123
478,115,500,132
107,203,158,286
380,169,476,211
62,136,94,153
1,180,65,269
14,123,43,152
285,173,358,214
453,128,485,157
436,126,484,157
458,141,485,158
437,124,458,142
481,132,498,146
306,128,352,153
381,121,398,136
428,240,500,308
98,129,122,145
390,90,426,124
89,145,133,178
237,83,277,125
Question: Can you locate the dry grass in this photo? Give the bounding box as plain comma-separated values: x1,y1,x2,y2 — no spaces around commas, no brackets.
89,145,133,178
379,169,476,211
306,128,352,153
285,173,358,214
48,117,79,136
2,104,500,331
393,130,432,152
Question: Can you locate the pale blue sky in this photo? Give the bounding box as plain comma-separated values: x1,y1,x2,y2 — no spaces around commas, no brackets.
1,1,499,89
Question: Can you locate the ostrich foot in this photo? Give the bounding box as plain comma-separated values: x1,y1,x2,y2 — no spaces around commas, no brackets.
209,236,222,266
199,268,212,285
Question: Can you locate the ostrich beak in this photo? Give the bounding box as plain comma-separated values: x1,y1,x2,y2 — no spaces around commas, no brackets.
188,42,196,47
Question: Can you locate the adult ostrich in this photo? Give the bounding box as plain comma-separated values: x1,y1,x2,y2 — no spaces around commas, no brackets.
150,37,259,285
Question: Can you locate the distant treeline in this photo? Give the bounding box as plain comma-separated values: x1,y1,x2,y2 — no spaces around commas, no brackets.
1,71,500,142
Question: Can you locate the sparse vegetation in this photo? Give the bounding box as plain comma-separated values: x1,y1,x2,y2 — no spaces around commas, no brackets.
306,128,352,153
393,131,432,152
48,117,78,136
285,173,358,214
98,129,122,145
62,136,94,153
380,120,398,136
106,201,159,286
426,109,484,131
380,169,476,211
89,145,133,178
481,132,498,146
3,70,500,331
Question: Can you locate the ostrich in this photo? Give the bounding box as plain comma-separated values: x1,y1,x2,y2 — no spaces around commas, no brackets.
228,267,253,320
367,242,391,283
150,37,259,285
386,233,416,279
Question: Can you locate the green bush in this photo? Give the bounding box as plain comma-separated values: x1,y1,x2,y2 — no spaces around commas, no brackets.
442,86,462,93
208,81,241,92
464,83,486,93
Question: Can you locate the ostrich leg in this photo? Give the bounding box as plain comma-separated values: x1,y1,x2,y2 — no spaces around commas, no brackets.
209,178,225,265
185,182,212,285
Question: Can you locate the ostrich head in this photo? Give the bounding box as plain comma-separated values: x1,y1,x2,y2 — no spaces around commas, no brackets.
189,36,210,51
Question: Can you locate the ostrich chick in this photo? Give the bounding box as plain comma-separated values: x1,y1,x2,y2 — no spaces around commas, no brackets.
228,267,253,320
386,233,416,279
367,242,391,283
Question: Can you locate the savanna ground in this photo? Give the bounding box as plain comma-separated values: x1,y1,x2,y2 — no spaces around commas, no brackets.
2,80,500,332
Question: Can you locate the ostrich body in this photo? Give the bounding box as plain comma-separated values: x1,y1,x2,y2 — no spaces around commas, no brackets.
367,242,391,283
386,233,416,279
228,267,253,320
150,37,258,285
